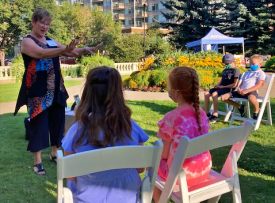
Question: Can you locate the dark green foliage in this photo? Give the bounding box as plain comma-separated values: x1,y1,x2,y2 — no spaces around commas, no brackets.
10,54,24,83
109,34,144,62
131,71,152,87
161,0,225,49
144,27,173,56
150,70,168,88
81,55,115,77
64,66,82,78
221,0,275,55
109,29,173,63
161,0,275,55
265,56,275,72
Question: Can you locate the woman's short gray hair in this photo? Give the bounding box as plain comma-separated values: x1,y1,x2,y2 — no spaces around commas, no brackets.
32,8,52,22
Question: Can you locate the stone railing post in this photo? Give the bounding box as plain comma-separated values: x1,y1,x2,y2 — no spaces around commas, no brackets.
114,62,139,75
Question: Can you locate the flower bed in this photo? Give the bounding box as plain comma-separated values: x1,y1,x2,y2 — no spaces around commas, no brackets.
123,51,246,91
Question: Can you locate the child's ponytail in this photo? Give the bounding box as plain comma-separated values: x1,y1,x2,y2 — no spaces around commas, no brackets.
189,69,202,132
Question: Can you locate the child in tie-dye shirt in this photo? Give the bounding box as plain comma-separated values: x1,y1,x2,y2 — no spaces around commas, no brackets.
153,66,212,203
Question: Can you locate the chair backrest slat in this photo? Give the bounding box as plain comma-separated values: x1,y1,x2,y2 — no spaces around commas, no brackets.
59,145,157,178
57,140,163,203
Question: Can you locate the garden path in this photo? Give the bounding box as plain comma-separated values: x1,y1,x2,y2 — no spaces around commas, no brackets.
1,74,274,115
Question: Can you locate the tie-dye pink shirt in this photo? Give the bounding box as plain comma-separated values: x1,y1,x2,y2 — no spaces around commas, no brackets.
157,104,212,187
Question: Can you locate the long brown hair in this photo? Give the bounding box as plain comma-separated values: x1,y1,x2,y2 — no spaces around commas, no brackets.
73,66,132,148
169,66,202,131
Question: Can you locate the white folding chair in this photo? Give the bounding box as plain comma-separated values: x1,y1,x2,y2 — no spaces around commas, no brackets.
155,121,254,203
209,102,233,121
229,74,274,130
57,140,163,203
209,74,243,122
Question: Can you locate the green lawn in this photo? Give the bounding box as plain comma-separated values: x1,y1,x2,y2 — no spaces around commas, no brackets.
0,100,274,202
0,80,82,103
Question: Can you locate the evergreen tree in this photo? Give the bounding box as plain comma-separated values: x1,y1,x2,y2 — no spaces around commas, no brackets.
161,0,225,49
222,0,275,55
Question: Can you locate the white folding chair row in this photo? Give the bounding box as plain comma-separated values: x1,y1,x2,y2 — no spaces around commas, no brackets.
57,140,163,203
156,121,254,203
229,74,274,131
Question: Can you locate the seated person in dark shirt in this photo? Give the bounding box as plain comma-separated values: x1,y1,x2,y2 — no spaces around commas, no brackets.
204,53,240,123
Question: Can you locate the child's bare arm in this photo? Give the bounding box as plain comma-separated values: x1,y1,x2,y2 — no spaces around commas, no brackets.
220,78,239,89
214,79,222,89
242,80,264,95
161,139,172,160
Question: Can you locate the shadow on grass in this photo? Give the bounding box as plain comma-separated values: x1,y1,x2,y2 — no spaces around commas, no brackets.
127,100,176,115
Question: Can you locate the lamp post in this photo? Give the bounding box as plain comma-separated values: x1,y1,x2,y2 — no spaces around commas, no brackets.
143,3,146,59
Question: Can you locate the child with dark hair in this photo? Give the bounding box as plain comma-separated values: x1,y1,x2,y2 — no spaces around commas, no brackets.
204,53,240,123
153,66,212,203
62,66,149,203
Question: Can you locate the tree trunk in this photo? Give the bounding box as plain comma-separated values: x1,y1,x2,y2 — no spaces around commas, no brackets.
0,49,5,66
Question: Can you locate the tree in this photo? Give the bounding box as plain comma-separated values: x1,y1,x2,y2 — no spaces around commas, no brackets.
109,34,144,62
222,0,275,54
59,2,93,45
90,8,122,52
0,0,33,66
144,26,173,56
160,0,225,49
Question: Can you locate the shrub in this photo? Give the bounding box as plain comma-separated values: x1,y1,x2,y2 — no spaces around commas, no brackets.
150,70,168,88
65,66,82,78
131,71,152,87
265,56,275,72
124,69,168,92
122,76,131,88
11,54,24,83
128,79,137,89
81,56,115,77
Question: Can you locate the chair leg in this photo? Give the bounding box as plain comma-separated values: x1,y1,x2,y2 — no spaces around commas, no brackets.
246,102,251,118
229,107,237,125
267,101,272,126
232,152,242,203
63,187,73,203
254,102,268,131
207,195,221,203
224,105,233,122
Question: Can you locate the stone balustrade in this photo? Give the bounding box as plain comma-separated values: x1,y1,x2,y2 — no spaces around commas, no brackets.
0,66,12,79
0,62,139,81
114,62,139,75
61,64,80,70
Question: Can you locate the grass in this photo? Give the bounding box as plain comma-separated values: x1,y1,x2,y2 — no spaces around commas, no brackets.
0,79,82,103
121,74,130,79
0,100,275,202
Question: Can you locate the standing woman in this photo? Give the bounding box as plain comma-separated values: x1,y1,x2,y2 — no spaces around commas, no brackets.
14,8,103,175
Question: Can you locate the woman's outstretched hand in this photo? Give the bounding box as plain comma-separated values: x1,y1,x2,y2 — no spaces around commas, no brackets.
85,42,104,55
65,39,79,55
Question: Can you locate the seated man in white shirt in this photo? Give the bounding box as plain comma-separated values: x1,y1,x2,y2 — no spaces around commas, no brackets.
221,54,266,120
